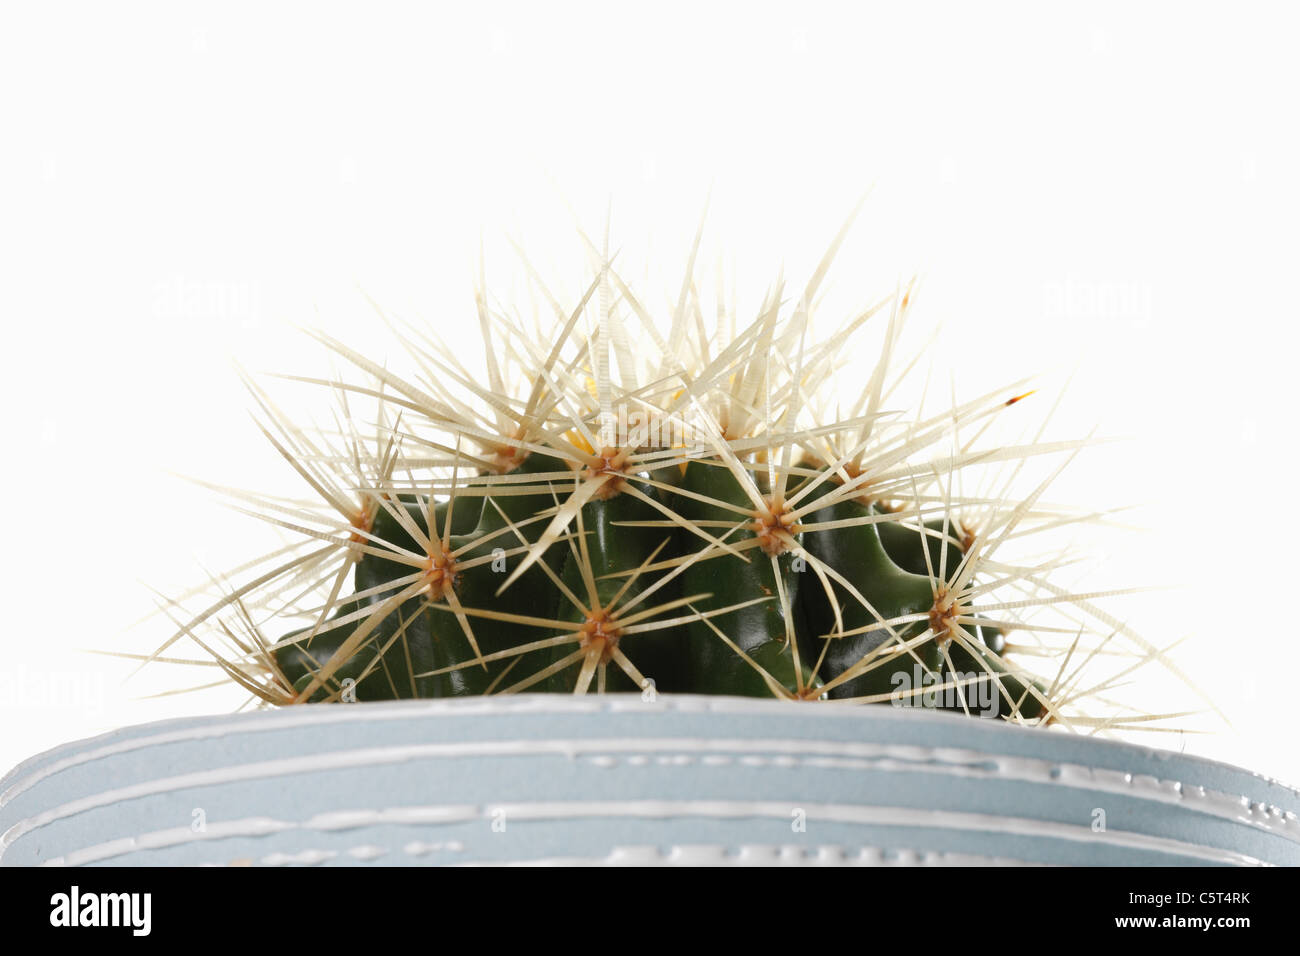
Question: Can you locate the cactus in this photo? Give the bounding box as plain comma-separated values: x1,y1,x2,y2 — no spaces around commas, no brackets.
152,212,1202,734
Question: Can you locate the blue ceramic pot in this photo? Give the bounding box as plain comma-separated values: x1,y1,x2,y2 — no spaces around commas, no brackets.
2,695,1297,866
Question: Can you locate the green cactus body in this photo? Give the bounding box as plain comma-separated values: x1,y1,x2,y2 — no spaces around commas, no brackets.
279,600,379,701
541,485,682,693
268,452,1052,713
867,511,1041,714
673,459,804,696
797,490,938,701
941,628,1046,720
876,513,965,579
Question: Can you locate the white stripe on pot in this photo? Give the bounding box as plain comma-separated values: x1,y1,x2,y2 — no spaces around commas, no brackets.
204,843,1042,867
39,799,1265,867
468,844,1048,866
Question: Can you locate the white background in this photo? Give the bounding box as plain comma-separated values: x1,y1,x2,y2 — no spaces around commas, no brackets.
2,3,1298,786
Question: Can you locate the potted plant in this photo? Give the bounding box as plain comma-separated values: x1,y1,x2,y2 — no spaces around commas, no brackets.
4,214,1296,867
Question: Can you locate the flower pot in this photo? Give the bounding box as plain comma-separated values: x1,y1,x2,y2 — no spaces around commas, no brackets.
2,695,1296,866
